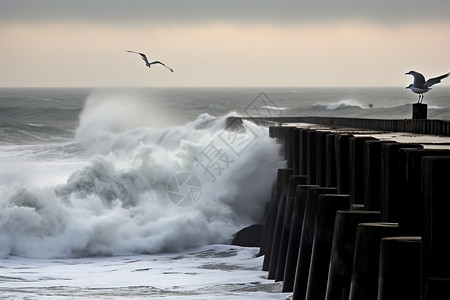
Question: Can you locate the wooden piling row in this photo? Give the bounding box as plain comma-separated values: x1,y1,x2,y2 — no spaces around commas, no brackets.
259,124,450,300
247,116,450,136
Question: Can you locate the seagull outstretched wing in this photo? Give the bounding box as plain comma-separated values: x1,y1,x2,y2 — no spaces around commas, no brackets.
149,61,174,72
425,73,450,88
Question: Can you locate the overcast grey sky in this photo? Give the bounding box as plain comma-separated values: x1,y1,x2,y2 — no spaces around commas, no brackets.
1,0,449,87
2,0,449,24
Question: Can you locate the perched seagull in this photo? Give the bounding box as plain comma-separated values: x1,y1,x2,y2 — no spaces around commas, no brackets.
405,70,449,103
126,50,174,72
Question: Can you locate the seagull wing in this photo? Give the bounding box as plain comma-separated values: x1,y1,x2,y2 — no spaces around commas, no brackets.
407,71,426,88
138,53,150,65
149,61,174,72
126,50,150,65
425,72,450,88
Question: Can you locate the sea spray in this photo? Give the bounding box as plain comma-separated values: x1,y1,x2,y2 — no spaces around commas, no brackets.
0,94,285,258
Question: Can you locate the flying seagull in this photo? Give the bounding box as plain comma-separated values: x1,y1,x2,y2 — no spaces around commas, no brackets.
127,50,174,72
405,70,449,103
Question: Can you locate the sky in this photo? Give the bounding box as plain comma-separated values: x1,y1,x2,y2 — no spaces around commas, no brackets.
1,0,450,87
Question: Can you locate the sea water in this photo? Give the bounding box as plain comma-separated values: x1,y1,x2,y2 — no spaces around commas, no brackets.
1,87,449,299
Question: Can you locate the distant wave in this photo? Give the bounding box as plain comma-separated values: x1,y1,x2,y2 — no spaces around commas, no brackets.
260,105,289,111
27,123,44,127
316,99,365,110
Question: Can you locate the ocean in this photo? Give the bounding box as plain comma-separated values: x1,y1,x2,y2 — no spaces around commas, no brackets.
1,87,449,299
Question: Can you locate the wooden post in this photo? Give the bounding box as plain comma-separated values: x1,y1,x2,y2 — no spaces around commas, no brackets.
305,194,350,300
325,211,380,300
380,143,423,222
422,156,450,299
378,237,421,300
349,222,399,300
262,168,293,271
292,187,337,299
275,175,308,281
412,103,427,119
282,185,319,292
349,136,376,205
335,134,353,194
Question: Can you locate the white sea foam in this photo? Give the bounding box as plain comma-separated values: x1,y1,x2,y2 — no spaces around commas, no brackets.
0,93,284,258
0,245,287,299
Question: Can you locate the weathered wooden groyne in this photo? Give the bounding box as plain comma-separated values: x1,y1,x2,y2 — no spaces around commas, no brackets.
240,116,450,300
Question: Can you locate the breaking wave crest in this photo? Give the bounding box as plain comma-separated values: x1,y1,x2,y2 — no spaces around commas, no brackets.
0,93,284,258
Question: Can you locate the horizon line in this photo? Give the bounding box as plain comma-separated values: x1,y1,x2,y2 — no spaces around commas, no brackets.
0,85,430,89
